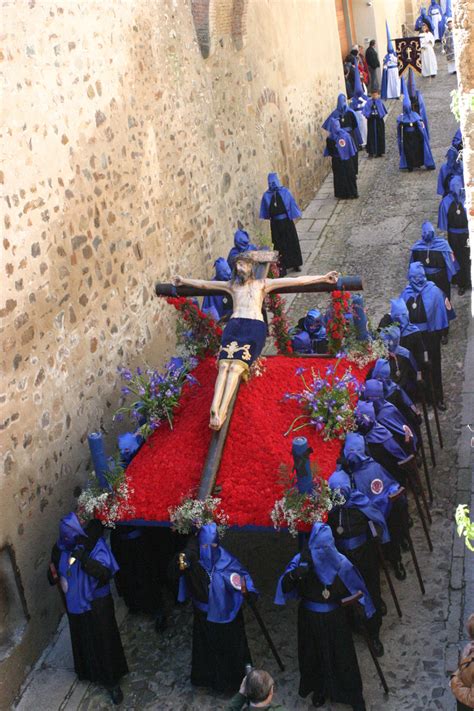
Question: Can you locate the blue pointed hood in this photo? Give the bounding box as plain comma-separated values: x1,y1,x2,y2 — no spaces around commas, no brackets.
198,523,220,573
446,146,459,169
449,175,465,202
337,93,348,114
234,229,250,250
372,358,391,382
214,257,231,281
363,378,384,403
421,220,436,243
343,432,370,469
401,76,418,120
267,172,281,191
304,309,322,332
390,297,410,329
292,331,312,354
408,261,428,291
381,323,401,352
58,512,86,551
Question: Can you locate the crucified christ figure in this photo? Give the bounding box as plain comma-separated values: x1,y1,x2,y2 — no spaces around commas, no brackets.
174,253,339,431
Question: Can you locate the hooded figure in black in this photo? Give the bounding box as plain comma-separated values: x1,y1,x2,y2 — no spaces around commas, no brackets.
355,400,411,487
371,359,423,442
342,433,409,581
47,513,128,705
397,79,435,172
438,176,471,294
362,95,387,157
409,220,459,300
170,523,257,692
328,469,390,656
259,172,303,275
400,262,452,408
324,118,359,199
380,324,419,399
275,523,374,711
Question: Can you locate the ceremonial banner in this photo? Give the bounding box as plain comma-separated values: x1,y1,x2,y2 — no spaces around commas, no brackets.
394,36,421,75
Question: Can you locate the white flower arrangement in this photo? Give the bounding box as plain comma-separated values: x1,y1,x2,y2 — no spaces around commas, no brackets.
77,460,135,528
169,494,229,536
344,334,388,369
249,356,267,379
270,464,346,537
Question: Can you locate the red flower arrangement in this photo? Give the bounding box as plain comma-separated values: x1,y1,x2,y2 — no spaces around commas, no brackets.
265,265,292,354
122,356,372,528
326,290,352,354
165,296,222,359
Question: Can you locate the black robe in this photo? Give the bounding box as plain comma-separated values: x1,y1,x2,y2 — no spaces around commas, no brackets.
49,521,128,688
169,537,251,692
269,192,303,271
339,111,359,174
281,559,365,706
400,124,425,170
110,526,165,613
366,439,410,487
328,507,383,636
326,138,358,199
366,112,386,156
405,295,444,402
447,202,471,290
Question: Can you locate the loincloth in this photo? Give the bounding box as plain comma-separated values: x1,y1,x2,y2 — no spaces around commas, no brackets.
218,318,267,368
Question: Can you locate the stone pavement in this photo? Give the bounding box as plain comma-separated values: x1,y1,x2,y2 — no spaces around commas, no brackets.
14,49,473,711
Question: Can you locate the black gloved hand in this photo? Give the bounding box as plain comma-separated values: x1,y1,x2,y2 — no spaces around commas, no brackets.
71,547,87,563
291,563,310,580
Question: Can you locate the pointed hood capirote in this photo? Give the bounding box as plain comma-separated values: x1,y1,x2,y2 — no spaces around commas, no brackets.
259,173,302,220
274,521,376,617
385,20,394,53
328,469,390,543
58,512,87,551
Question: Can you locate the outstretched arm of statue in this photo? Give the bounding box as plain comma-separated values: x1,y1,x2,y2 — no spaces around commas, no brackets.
173,275,232,294
264,270,339,293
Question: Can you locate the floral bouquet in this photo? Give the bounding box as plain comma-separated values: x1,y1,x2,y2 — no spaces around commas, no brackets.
169,494,229,536
270,463,345,537
343,330,388,369
77,457,135,527
326,290,352,354
284,358,360,441
166,296,222,359
265,264,292,354
115,356,198,440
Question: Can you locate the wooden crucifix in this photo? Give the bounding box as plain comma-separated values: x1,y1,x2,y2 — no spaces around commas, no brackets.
156,251,362,432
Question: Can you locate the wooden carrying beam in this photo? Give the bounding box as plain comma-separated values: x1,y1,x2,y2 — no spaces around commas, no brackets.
155,275,363,298
197,385,240,500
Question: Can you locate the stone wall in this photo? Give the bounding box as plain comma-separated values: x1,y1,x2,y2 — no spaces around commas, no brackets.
0,0,345,703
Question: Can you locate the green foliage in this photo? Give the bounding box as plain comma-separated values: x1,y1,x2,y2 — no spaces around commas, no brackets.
455,504,474,552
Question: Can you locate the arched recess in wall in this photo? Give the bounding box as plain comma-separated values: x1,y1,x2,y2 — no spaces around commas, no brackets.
256,88,290,187
191,0,249,58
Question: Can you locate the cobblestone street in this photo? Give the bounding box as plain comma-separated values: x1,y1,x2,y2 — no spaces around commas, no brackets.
18,50,472,711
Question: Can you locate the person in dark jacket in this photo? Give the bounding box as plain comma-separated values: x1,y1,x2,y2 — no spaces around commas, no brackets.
365,40,380,93
227,670,286,710
47,513,128,705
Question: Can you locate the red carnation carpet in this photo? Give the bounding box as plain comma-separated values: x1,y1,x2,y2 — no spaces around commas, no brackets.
123,356,372,529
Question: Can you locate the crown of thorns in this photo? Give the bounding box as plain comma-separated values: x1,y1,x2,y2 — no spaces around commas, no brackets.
234,250,279,264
